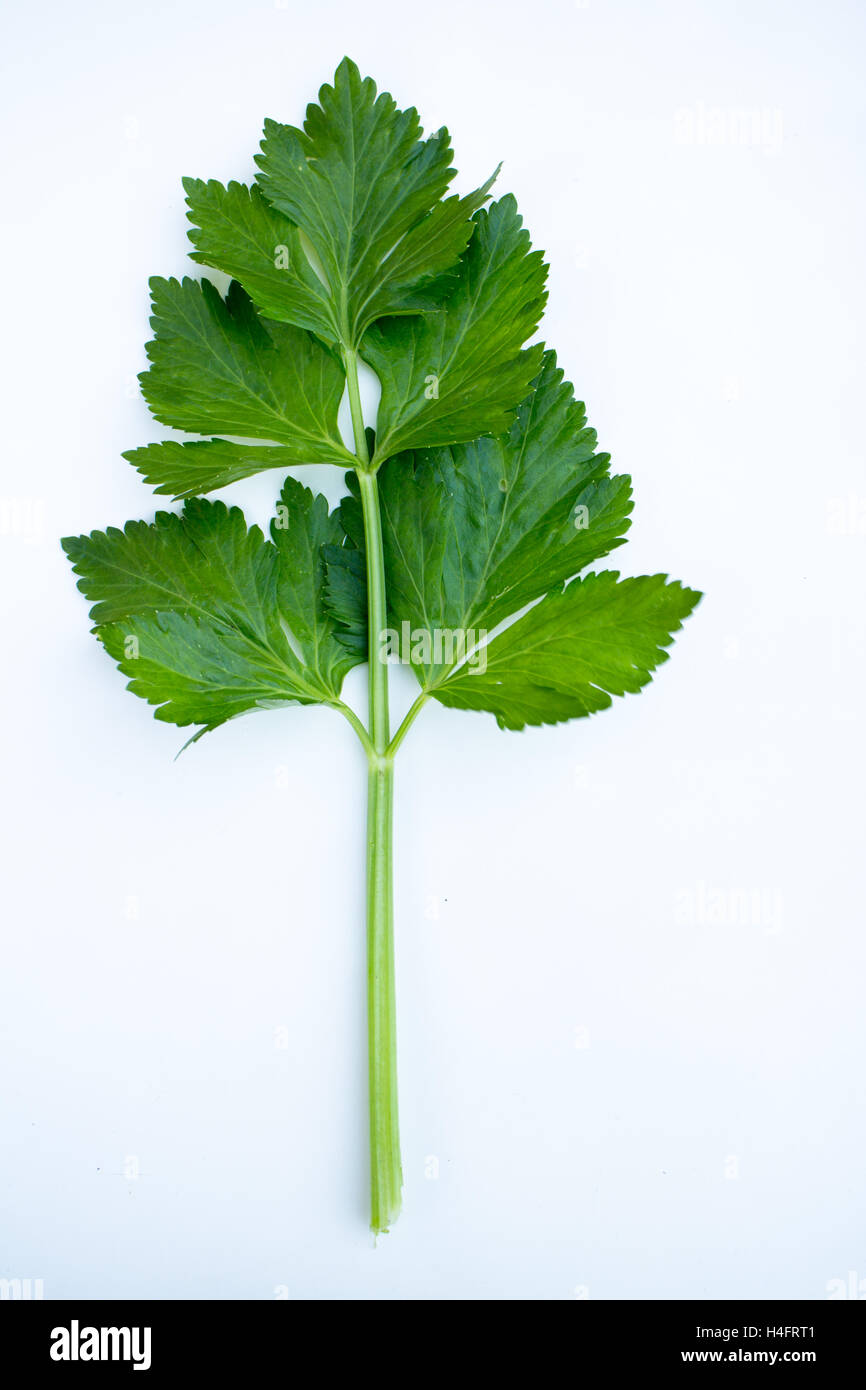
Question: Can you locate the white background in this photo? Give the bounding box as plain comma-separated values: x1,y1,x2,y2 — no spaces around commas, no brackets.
1,0,864,1300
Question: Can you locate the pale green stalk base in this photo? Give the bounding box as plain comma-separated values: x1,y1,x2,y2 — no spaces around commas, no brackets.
365,756,401,1233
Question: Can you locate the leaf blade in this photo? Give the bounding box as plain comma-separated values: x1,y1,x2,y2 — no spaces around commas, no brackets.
254,57,493,342
99,612,310,730
184,177,338,340
62,487,364,736
139,277,353,472
364,197,548,460
123,439,314,500
432,573,702,729
359,351,634,688
270,476,364,693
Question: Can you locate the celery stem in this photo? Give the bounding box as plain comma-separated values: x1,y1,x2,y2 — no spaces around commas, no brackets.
344,348,402,1233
